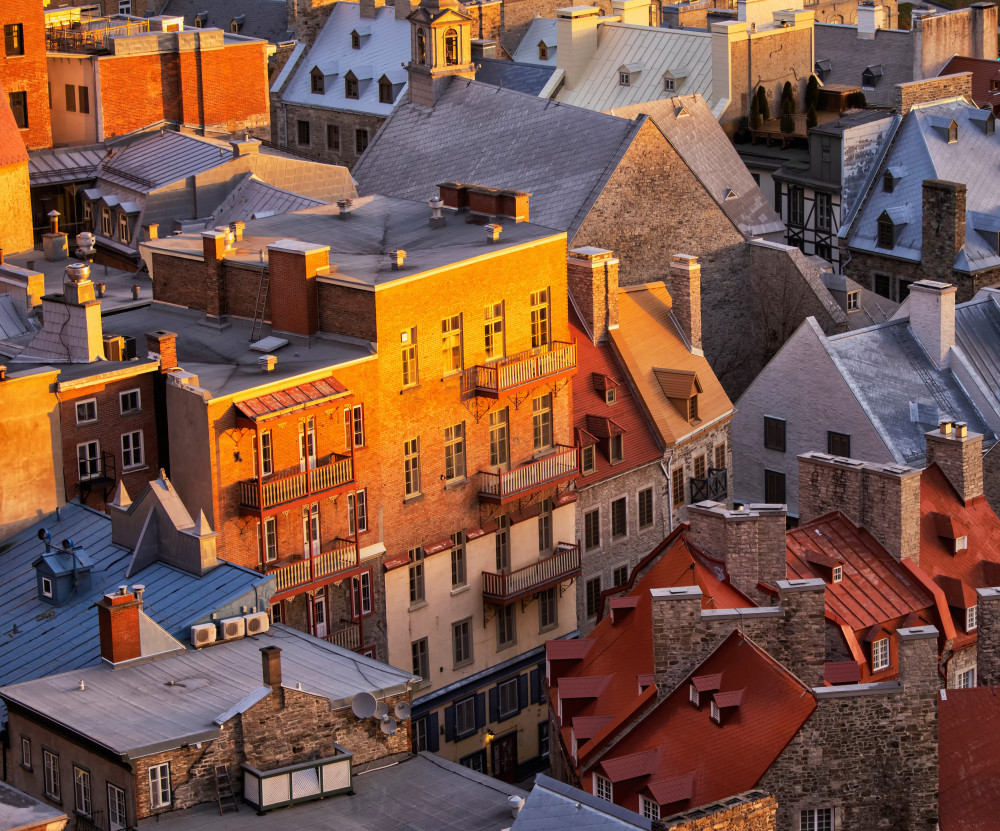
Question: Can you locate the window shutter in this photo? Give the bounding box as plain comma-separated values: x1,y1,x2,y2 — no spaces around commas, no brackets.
475,692,486,729
518,673,529,712
427,711,440,753
530,666,542,704
444,705,456,743
489,686,500,723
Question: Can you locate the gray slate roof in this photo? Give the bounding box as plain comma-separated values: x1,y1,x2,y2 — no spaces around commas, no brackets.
0,502,271,696
814,24,915,105
848,98,1000,272
352,79,641,235
159,0,291,43
512,774,650,830
0,626,412,758
208,173,326,224
475,58,558,96
956,289,1000,418
609,94,784,238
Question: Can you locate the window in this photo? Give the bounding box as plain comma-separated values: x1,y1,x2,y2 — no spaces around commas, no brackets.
451,530,467,587
401,327,418,387
497,603,516,649
4,23,24,56
764,469,786,504
21,737,30,769
530,289,550,349
351,30,361,49
956,535,968,553
77,441,100,480
496,514,510,571
672,466,685,507
613,565,628,587
379,78,394,104
148,763,170,810
764,417,786,451
833,565,843,583
489,408,509,468
297,120,310,146
948,121,958,143
43,750,60,801
498,678,519,718
581,444,596,474
883,170,895,193
586,576,602,618
9,91,27,129
119,0,131,12
269,602,282,623
461,750,487,771
874,273,892,300
663,77,675,92
604,385,618,406
584,509,600,550
417,28,427,64
619,71,631,86
119,389,140,414
828,431,851,457
594,774,613,802
453,618,472,666
351,571,372,617
641,797,660,820
443,423,466,481
441,314,462,374
260,430,273,476
611,497,627,538
538,497,553,553
194,15,204,26
816,192,833,231
532,393,553,451
800,808,833,831
539,587,557,630
455,696,475,735
347,490,368,534
538,722,550,757
327,123,340,150
404,438,421,497
122,431,143,469
261,517,277,563
413,717,429,751
345,75,359,99
957,668,976,688
65,84,77,113
409,546,425,604
311,69,325,94
788,187,805,227
539,43,548,60
101,206,112,237
118,212,131,244
710,699,721,723
484,302,504,359
76,398,97,424
108,784,127,831
877,217,895,248
689,683,700,707
355,128,369,154
302,503,319,558
348,404,364,447
41,576,53,597
688,395,699,422
871,637,890,672
444,28,459,65
967,605,978,632
74,767,92,817
83,201,93,230
847,291,860,311
411,638,429,680
610,433,624,464
694,454,707,481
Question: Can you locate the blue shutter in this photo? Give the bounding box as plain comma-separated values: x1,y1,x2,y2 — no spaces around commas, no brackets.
517,673,529,713
475,692,486,729
427,711,440,753
444,705,456,743
489,686,499,723
530,667,542,704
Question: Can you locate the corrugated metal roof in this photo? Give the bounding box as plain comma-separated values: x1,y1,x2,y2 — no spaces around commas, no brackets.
557,24,715,113
234,374,349,420
512,18,558,66
209,173,326,225
98,131,233,193
28,145,107,185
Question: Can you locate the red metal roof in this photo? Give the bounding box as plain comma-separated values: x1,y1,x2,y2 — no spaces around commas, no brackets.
572,715,612,740
824,661,861,685
941,56,1000,116
713,689,744,709
600,748,660,782
937,575,978,610
691,673,722,692
646,774,694,805
559,676,612,700
939,687,1000,830
547,640,594,661
234,376,349,421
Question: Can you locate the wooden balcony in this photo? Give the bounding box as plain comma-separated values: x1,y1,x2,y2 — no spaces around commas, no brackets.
463,341,576,398
482,542,581,604
240,453,353,514
478,445,578,504
690,468,728,503
266,539,357,596
323,623,362,651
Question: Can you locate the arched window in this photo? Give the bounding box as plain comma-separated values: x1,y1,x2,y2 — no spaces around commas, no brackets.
417,28,426,64
444,28,459,66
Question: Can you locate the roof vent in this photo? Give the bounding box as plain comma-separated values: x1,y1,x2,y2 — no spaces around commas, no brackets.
428,196,445,229
259,354,277,373
337,199,354,219
485,224,502,244
390,250,407,270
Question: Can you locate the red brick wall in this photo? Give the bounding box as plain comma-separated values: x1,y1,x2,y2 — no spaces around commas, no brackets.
98,593,142,663
0,0,53,149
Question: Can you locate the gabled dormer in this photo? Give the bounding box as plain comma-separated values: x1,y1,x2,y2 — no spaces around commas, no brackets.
876,208,906,249
591,372,620,406
193,11,207,27
617,63,641,87
654,367,702,423
230,15,244,33
930,512,968,554
378,70,406,104
862,64,882,88
32,536,94,607
351,24,371,49
662,68,686,94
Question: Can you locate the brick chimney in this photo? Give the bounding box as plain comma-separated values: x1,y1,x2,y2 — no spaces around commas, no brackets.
670,254,702,353
147,330,178,372
976,586,1000,686
267,240,329,337
98,587,143,664
798,453,921,565
687,501,787,601
921,180,965,285
202,228,227,262
926,420,984,504
907,280,955,366
261,646,282,688
567,247,619,344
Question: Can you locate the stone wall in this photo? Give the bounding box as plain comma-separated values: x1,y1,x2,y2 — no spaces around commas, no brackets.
658,791,777,830
270,100,388,171
895,72,973,117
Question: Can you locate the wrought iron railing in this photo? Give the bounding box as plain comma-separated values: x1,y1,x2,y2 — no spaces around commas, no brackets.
240,453,353,510
478,445,578,502
482,542,581,602
690,468,728,503
463,341,576,396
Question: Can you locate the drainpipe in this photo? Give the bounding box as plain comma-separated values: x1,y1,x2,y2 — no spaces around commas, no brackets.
659,451,674,535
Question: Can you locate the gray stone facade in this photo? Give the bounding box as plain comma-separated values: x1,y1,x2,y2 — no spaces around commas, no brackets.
271,100,387,170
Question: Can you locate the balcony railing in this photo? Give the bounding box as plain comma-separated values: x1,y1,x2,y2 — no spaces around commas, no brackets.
463,341,576,397
323,623,361,651
46,18,150,53
267,539,357,594
242,745,353,812
483,542,581,603
478,445,578,504
240,453,353,512
690,468,728,503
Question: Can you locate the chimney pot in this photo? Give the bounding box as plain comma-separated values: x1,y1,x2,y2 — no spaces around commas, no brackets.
428,196,445,228
48,210,61,234
337,199,353,219
259,354,278,373
940,419,953,435
956,421,968,437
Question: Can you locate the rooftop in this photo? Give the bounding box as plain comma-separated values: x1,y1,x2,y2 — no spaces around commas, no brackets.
475,58,560,97
0,781,67,831
939,686,1000,831
511,17,558,66
512,774,651,830
956,289,1000,418
159,0,292,43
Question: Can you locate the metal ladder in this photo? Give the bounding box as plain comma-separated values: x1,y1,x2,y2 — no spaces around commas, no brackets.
215,765,240,815
249,268,270,343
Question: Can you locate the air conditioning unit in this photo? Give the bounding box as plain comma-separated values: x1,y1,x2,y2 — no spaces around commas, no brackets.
218,616,246,641
191,623,217,648
103,335,125,361
244,612,270,636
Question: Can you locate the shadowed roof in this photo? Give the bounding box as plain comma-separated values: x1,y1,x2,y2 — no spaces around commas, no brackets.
939,686,1000,830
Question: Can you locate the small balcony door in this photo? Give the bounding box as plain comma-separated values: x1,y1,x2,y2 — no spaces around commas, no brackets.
299,417,317,472
313,593,327,638
302,503,320,558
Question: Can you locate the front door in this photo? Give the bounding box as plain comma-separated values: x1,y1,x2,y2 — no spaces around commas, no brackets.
299,417,316,472
313,594,327,638
491,732,517,784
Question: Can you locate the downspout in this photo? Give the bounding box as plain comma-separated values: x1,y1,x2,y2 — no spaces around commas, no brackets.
659,451,674,535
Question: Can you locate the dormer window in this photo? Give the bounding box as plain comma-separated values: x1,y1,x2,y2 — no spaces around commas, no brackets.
345,72,359,99
193,14,204,27
444,28,459,65
948,120,958,143
833,565,843,583
231,15,244,33
847,290,860,311
687,395,699,422
311,68,325,94
955,535,968,553
967,605,977,632
351,30,361,49
883,170,896,193
689,683,699,707
417,29,427,64
581,444,596,474
664,77,675,92
610,433,624,464
710,700,720,723
606,387,617,406
654,368,702,424
877,214,896,248
118,212,131,244
619,72,630,87
539,42,547,60
379,77,394,104
862,65,882,87
871,636,890,671
41,577,53,598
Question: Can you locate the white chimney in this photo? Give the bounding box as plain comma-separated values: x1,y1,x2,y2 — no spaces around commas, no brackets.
555,6,603,91
611,0,651,24
857,1,887,37
907,280,956,366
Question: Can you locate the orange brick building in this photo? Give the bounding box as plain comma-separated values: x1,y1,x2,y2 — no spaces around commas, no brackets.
0,0,52,150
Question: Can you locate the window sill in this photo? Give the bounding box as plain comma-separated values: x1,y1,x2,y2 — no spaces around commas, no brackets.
444,476,469,490
403,493,424,505
409,600,429,612
450,584,470,596
20,764,31,772
400,384,421,395
454,659,474,671
531,447,556,461
454,728,478,741
122,465,148,474
496,641,517,654
498,709,519,722
121,410,142,416
412,677,432,692
539,622,559,635
76,420,98,427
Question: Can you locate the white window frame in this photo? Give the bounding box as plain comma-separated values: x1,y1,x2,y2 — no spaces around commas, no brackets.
619,71,630,86
663,77,674,92
498,678,518,719
43,749,60,800
348,489,368,534
76,398,98,424
21,736,30,769
594,773,613,802
956,535,968,553
77,440,101,480
957,667,976,688
967,605,977,632
352,571,372,617
832,565,843,583
41,576,53,598
121,430,144,470
871,637,890,672
261,517,277,563
800,807,833,831
710,699,721,723
455,696,475,736
148,763,170,810
689,683,699,707
118,0,132,13
74,766,92,817
119,389,140,414
641,796,660,820
108,783,127,831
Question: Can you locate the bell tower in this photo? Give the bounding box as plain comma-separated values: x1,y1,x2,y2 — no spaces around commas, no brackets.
406,0,475,106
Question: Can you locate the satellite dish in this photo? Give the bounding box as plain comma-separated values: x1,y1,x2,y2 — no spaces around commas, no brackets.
351,692,377,719
394,701,411,721
374,700,389,720
380,716,397,735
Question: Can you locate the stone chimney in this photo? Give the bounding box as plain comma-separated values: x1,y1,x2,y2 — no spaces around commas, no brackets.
856,1,887,37
230,137,261,158
261,646,282,688
98,587,143,665
687,501,787,601
360,0,386,17
670,254,702,353
896,625,939,695
976,586,1000,686
971,2,998,60
555,6,603,90
798,453,921,565
926,420,984,504
567,247,619,344
921,180,966,286
775,578,826,687
612,0,651,23
147,330,178,372
907,280,955,366
650,585,704,697
267,240,329,336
